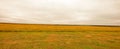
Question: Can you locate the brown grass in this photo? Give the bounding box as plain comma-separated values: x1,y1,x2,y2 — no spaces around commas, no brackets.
0,23,120,32
0,23,120,49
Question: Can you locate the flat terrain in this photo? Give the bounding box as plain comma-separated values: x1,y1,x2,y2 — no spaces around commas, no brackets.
0,23,120,49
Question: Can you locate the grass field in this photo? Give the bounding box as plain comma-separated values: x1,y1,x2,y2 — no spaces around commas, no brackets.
0,23,120,49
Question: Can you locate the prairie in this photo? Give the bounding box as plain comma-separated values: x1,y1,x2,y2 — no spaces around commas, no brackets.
0,23,120,49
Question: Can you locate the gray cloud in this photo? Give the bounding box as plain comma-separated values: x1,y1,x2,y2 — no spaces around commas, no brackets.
0,0,120,25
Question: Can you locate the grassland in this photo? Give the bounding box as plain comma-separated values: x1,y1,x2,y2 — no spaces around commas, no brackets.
0,23,120,49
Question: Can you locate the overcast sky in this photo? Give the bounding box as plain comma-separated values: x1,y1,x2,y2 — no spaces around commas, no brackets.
0,0,120,25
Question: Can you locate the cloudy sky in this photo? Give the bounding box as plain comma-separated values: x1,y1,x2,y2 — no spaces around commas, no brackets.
0,0,120,25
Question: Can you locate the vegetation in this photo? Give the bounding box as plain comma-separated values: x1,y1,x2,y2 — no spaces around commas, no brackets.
0,23,120,32
0,23,120,49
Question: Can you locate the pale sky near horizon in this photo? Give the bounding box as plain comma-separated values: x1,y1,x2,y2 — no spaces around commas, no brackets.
0,0,120,25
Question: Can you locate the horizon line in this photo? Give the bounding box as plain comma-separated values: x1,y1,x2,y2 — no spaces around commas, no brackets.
0,22,120,27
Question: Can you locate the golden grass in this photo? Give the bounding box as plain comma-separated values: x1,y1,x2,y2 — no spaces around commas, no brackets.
0,23,120,32
0,32,120,49
0,23,120,49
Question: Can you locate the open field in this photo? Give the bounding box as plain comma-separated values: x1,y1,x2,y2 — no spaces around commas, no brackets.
0,23,120,49
0,23,120,32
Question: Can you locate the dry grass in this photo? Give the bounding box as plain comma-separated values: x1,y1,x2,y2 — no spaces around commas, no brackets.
0,23,120,49
0,23,120,32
